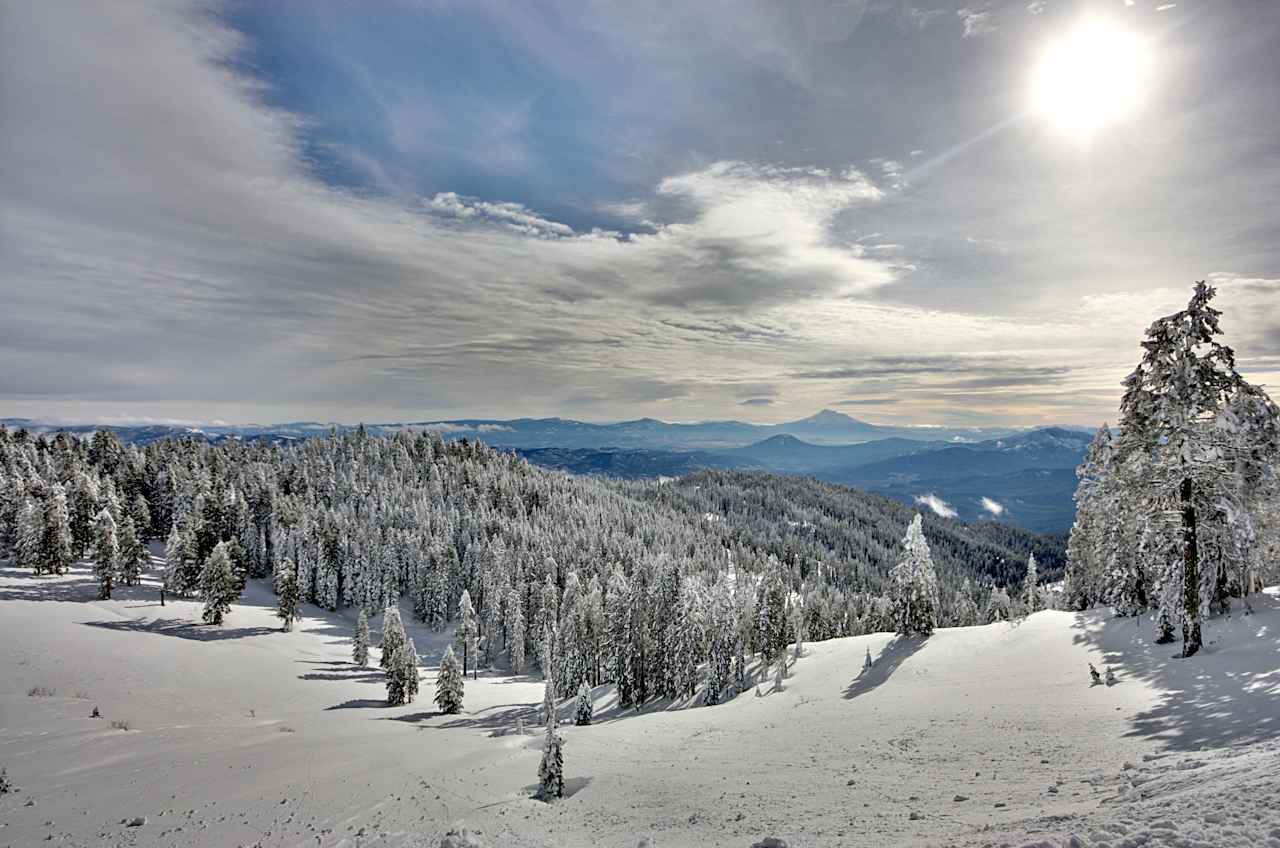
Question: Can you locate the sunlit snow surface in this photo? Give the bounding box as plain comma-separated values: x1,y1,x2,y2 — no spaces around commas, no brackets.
1,550,1277,847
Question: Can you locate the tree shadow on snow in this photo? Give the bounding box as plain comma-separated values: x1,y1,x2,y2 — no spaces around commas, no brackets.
522,776,591,800
325,698,388,710
414,702,542,735
1070,590,1280,752
843,634,927,700
83,617,278,642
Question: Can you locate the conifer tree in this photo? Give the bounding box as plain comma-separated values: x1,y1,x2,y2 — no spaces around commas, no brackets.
888,515,940,636
504,585,525,673
380,605,406,670
1021,553,1041,614
385,636,419,706
92,508,118,599
985,586,1011,623
537,641,564,801
384,640,409,706
276,563,299,631
574,680,593,725
163,523,188,595
403,637,420,702
1113,282,1280,656
353,608,370,665
435,643,464,714
41,484,74,576
605,568,635,708
456,589,478,679
200,541,238,625
16,500,43,574
116,515,147,587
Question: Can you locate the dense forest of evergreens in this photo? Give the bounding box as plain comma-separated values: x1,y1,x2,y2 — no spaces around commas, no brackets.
1,425,1062,706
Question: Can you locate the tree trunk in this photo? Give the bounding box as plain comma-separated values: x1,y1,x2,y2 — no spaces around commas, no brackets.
1180,478,1202,658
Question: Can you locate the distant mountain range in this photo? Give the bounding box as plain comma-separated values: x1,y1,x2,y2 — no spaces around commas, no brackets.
1,412,1092,533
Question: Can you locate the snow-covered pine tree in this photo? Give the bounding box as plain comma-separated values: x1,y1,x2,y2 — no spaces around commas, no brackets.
1021,553,1041,615
1113,281,1280,656
755,557,788,665
1064,425,1115,611
434,643,464,714
116,515,147,587
504,584,525,673
163,522,188,595
888,515,940,636
574,680,593,725
276,563,299,631
91,507,118,599
384,640,410,706
456,589,478,679
40,484,74,576
380,604,407,670
400,637,420,703
985,586,1011,623
605,567,636,708
15,499,43,574
953,579,980,626
353,607,370,666
199,541,238,625
537,640,564,801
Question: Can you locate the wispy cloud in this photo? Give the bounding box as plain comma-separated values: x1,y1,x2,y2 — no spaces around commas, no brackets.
980,496,1005,516
915,493,958,518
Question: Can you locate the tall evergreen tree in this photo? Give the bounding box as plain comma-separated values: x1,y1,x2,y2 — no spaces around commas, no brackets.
888,515,940,636
276,562,299,632
199,541,238,625
41,484,74,576
574,680,593,726
456,589,478,679
116,515,147,587
1021,553,1041,614
353,608,370,666
1114,282,1280,656
435,644,464,714
537,641,564,801
91,507,118,599
380,605,407,670
504,585,525,673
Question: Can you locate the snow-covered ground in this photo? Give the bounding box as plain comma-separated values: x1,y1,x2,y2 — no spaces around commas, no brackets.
2,553,1278,848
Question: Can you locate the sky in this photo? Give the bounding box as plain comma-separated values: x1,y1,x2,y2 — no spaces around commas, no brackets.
2,0,1279,427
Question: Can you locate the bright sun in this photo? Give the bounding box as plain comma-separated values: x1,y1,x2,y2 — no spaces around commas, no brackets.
1031,18,1153,139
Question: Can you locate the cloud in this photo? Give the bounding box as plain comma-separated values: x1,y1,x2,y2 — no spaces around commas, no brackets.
915,493,958,518
3,1,1276,428
790,356,1072,387
739,398,775,406
426,192,577,238
834,397,899,406
957,7,996,38
980,496,1005,516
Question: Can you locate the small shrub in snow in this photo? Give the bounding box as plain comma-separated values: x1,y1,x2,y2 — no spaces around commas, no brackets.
27,685,55,697
0,767,11,794
440,825,486,848
110,718,131,731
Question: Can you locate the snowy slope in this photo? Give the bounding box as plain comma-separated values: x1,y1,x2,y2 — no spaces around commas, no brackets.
1,554,1277,848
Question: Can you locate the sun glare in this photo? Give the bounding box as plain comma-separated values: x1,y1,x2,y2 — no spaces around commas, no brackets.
1031,18,1152,140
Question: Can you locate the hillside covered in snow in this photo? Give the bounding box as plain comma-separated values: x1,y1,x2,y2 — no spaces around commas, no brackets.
1,555,1277,847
